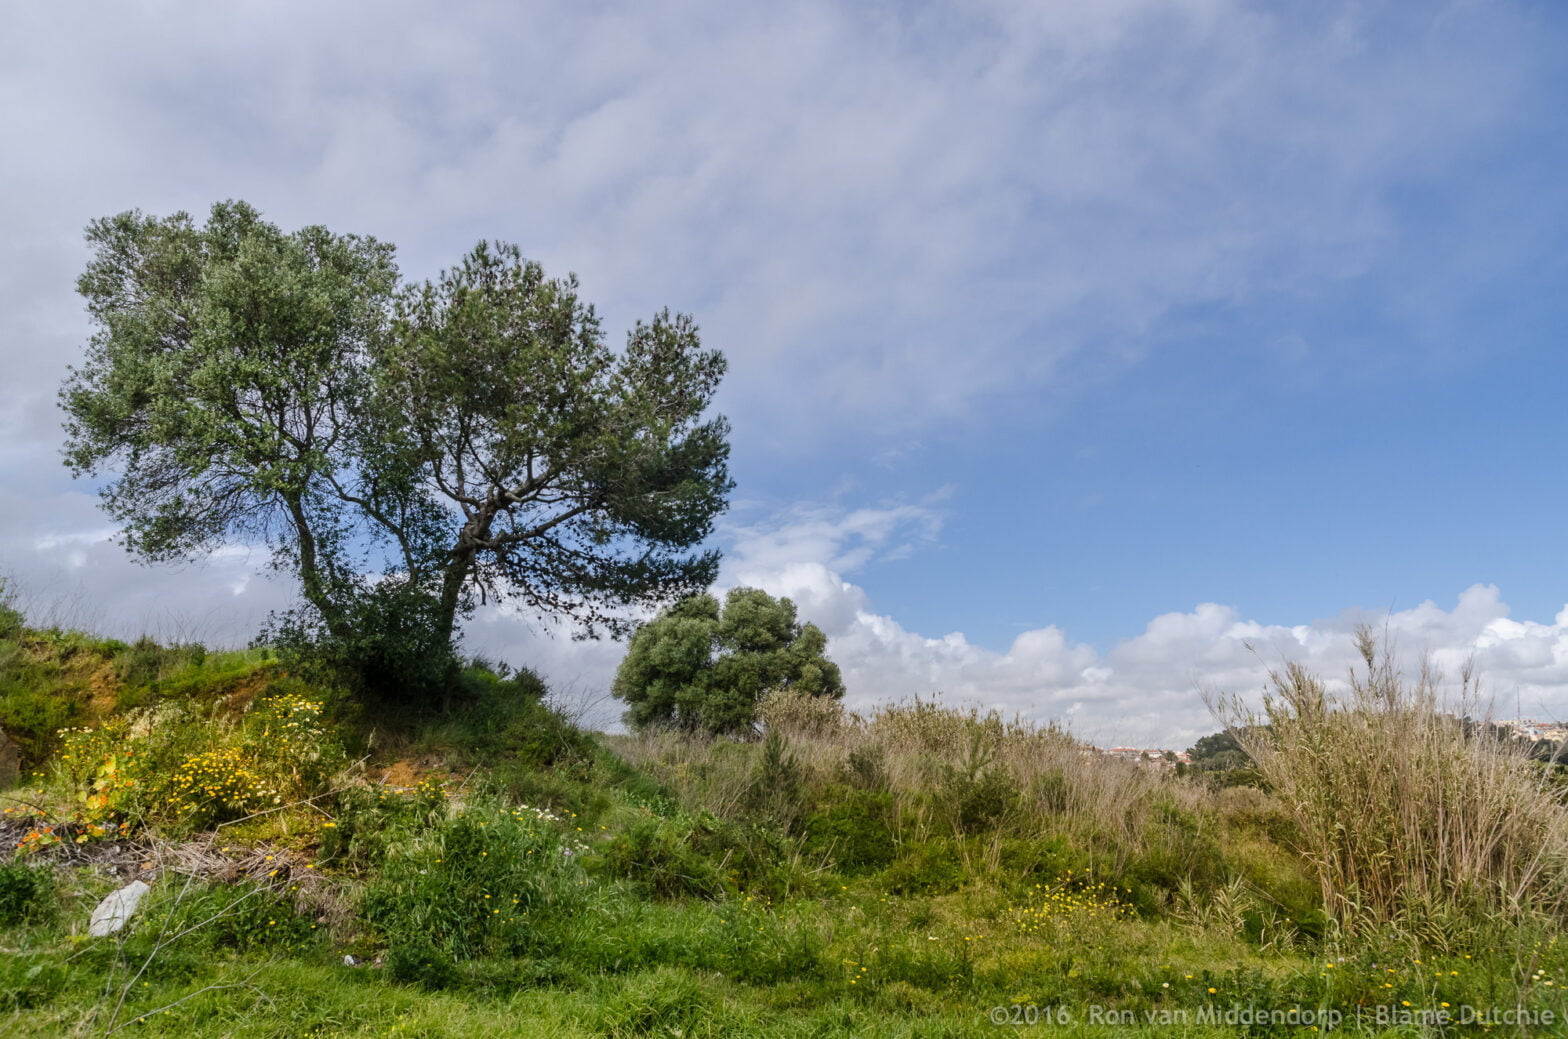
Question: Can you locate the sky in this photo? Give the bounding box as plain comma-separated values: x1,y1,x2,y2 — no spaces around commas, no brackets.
3,0,1567,746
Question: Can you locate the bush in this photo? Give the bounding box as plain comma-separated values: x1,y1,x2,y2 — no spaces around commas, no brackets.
0,579,22,639
918,725,1023,836
361,798,589,959
591,810,807,902
1217,627,1568,938
0,677,82,767
245,686,345,794
881,839,965,896
143,878,321,953
448,664,592,769
591,813,730,900
1119,800,1227,912
260,580,460,709
163,747,281,827
802,787,896,873
741,732,807,830
111,639,263,710
386,938,460,989
46,687,346,838
115,636,188,688
0,861,56,925
946,765,1020,834
314,781,451,874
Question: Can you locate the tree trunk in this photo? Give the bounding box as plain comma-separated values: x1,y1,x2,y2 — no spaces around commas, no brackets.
284,494,352,640
437,553,469,646
437,511,490,646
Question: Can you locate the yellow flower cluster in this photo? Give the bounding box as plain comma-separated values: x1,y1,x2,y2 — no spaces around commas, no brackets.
256,693,328,753
1012,872,1131,935
413,776,447,803
165,747,281,820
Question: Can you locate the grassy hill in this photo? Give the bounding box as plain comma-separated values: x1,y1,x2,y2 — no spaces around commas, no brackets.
3,598,1568,1036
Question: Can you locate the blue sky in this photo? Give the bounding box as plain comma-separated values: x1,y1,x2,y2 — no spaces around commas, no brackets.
2,1,1566,743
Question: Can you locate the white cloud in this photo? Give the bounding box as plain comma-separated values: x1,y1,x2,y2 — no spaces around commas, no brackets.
2,1,1547,456
719,513,1568,746
723,495,947,578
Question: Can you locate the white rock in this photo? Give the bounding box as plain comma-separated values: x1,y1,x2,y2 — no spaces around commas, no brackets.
89,880,151,937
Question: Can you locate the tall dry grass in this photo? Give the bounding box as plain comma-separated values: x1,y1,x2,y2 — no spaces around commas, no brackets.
616,691,1194,865
1215,627,1568,941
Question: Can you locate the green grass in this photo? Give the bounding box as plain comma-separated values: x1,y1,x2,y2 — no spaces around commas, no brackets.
5,622,1568,1036
7,884,1567,1036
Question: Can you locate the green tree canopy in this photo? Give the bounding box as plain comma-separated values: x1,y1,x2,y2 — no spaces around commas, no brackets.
62,202,733,692
613,587,845,736
62,201,398,637
379,241,731,640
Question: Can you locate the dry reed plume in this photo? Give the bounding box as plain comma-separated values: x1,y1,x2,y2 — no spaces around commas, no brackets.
1215,627,1568,942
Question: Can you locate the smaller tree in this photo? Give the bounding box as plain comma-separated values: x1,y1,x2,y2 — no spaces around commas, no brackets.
1184,727,1265,788
613,588,844,736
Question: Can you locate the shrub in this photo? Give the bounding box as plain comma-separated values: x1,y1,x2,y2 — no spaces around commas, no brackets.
260,580,460,709
361,798,589,959
112,641,263,710
52,723,144,836
144,878,322,953
591,810,807,902
316,785,445,873
0,579,22,639
449,664,592,770
801,787,896,873
1119,800,1227,911
1217,627,1568,939
1010,873,1132,936
881,839,965,896
0,861,56,925
386,938,460,989
843,745,889,791
44,680,346,839
246,688,344,793
591,813,729,900
742,732,807,830
946,764,1021,835
0,674,84,768
115,635,180,688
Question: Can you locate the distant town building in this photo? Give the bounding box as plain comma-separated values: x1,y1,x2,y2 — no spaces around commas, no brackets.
1096,746,1189,768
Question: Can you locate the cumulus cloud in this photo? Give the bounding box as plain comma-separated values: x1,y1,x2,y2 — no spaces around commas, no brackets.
800,580,1568,749
707,503,1568,747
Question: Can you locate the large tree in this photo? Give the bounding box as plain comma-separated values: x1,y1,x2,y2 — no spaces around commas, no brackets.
613,587,845,736
62,201,398,638
378,241,732,641
62,201,732,670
